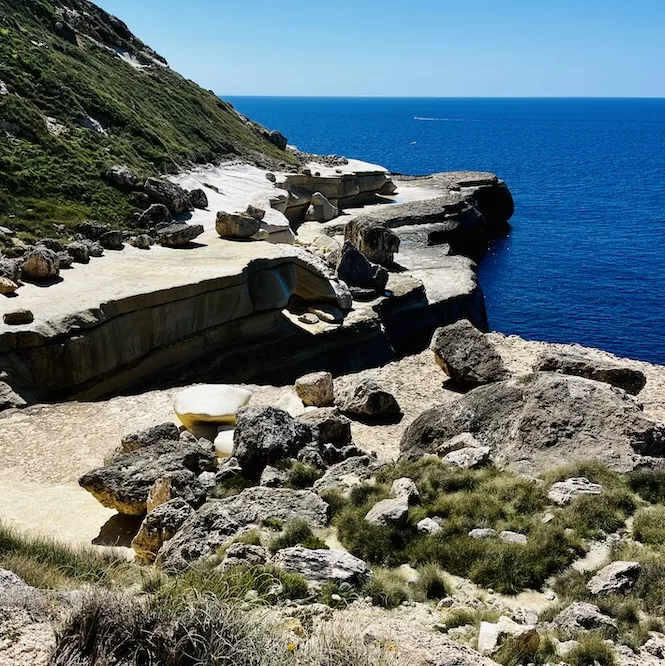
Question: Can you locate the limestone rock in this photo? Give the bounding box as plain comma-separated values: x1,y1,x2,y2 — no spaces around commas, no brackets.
344,217,401,265
56,251,74,268
0,258,21,282
213,427,235,458
535,351,647,395
391,477,420,504
260,465,287,487
3,309,33,325
430,319,508,389
131,498,194,565
173,384,252,429
157,223,204,247
99,230,124,250
478,616,539,657
417,517,442,534
553,602,618,639
267,130,288,151
246,204,266,221
144,177,193,215
295,371,334,407
78,441,217,515
105,165,138,190
156,501,242,571
587,561,642,596
400,373,665,474
336,241,388,293
365,496,409,526
0,381,27,410
274,392,306,418
547,477,604,506
232,405,316,478
215,211,261,239
189,188,208,209
305,192,339,223
219,543,268,572
273,547,371,586
120,422,180,453
499,530,528,544
64,241,89,264
313,456,375,493
442,446,492,469
337,378,401,422
39,238,65,253
218,487,329,527
436,433,484,457
146,471,207,512
216,456,243,484
0,276,17,295
299,407,352,446
20,246,59,281
469,528,497,540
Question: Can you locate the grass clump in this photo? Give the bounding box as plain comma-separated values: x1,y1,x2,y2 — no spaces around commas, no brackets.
493,634,558,666
361,567,415,609
269,519,328,553
284,462,324,490
633,506,665,545
628,468,665,504
565,633,617,666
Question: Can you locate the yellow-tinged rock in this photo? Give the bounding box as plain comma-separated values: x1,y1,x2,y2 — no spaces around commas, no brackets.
0,277,18,294
173,384,252,429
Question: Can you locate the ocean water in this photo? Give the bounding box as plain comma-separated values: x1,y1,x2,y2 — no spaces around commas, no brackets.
227,97,665,365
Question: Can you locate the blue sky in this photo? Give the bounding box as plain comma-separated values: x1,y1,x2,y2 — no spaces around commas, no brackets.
98,0,664,97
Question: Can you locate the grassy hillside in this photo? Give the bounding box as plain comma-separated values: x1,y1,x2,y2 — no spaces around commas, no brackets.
0,0,292,239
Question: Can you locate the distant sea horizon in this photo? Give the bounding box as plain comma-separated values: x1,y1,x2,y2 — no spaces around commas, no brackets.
227,96,665,366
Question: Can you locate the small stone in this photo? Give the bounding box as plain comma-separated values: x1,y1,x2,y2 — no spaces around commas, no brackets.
468,528,496,540
245,204,266,221
548,477,604,505
365,497,409,527
216,211,261,239
442,446,492,470
3,309,34,325
499,530,528,544
0,277,18,294
391,478,420,504
299,313,320,325
418,517,442,535
295,371,334,407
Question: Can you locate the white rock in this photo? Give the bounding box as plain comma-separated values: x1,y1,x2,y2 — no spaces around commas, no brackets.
173,384,252,429
477,621,500,655
391,477,420,504
417,517,442,535
274,391,306,418
295,371,334,407
548,477,604,505
499,530,528,544
213,426,235,458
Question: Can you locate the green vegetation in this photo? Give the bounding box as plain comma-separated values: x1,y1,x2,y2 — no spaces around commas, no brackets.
332,458,640,594
633,505,665,545
0,0,292,237
284,461,324,489
564,634,618,666
268,519,329,553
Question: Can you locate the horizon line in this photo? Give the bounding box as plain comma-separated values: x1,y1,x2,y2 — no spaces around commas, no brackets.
220,94,665,100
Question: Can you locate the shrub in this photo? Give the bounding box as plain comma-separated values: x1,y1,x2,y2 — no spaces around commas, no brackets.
285,462,323,489
628,468,665,504
416,563,449,600
633,506,665,545
269,519,328,553
565,633,617,666
361,568,416,609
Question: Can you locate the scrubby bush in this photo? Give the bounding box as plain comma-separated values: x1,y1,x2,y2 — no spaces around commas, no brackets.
628,468,665,504
285,462,323,489
565,633,617,666
633,506,665,545
361,567,415,608
269,519,328,553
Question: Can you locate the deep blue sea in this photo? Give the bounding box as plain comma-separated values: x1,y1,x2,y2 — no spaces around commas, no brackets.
227,97,665,365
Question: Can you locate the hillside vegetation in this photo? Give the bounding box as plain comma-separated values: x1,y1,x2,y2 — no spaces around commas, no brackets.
0,0,291,238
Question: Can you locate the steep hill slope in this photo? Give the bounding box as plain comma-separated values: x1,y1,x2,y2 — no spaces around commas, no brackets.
0,0,292,239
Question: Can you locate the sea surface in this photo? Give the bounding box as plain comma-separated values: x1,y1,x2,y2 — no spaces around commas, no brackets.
227,97,665,365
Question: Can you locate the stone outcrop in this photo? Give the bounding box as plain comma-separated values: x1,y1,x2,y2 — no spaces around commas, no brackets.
587,561,642,596
144,178,192,215
400,372,665,473
272,547,371,586
552,602,618,639
337,378,401,422
215,212,261,239
78,441,217,514
547,477,604,505
534,351,647,395
430,319,508,389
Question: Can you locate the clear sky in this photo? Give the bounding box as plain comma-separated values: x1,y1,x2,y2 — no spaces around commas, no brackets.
98,0,664,97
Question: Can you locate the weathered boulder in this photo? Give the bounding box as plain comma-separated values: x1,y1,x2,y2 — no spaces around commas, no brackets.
39,238,65,253
131,234,153,249
215,211,261,239
189,188,209,209
400,373,665,474
79,238,104,257
120,422,180,453
131,498,194,565
499,530,528,544
417,517,442,534
273,547,371,586
218,487,329,528
274,391,306,418
56,251,74,269
219,543,269,572
430,319,508,389
0,381,27,410
157,223,204,247
442,446,492,469
295,371,334,407
365,496,409,526
299,407,352,446
156,501,242,571
267,130,288,151
137,203,172,228
99,230,124,250
146,471,207,512
173,384,252,429
534,351,647,395
76,222,107,241
547,477,604,506
232,406,316,478
78,441,217,515
469,528,497,540
144,178,192,215
63,242,89,265
20,246,59,281
245,204,266,221
0,277,18,294
336,241,388,293
478,616,539,657
305,192,339,223
260,465,287,487
0,258,21,282
313,456,375,493
344,217,401,266
552,602,618,639
337,378,401,422
3,309,34,325
391,478,420,504
587,561,642,596
105,165,138,190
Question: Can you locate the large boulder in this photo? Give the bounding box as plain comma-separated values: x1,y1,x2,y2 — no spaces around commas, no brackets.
144,178,192,215
137,203,172,228
336,241,388,293
215,212,261,239
305,192,339,223
552,602,618,639
104,165,138,190
173,384,252,429
156,501,242,572
189,188,209,209
295,371,334,407
267,129,288,151
344,218,401,266
272,547,371,586
20,246,59,281
400,373,665,474
365,497,409,526
66,242,90,264
587,561,642,596
430,319,508,389
232,406,317,478
156,223,204,247
547,477,604,506
78,441,217,515
313,456,375,493
145,471,207,512
99,230,124,250
337,378,401,422
534,351,646,395
0,257,21,282
299,407,352,446
120,422,180,453
131,498,194,565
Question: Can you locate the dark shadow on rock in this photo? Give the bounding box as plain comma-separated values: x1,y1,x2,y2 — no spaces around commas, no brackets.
174,212,193,223
1,292,19,298
92,513,143,548
344,412,404,426
23,276,64,288
160,241,208,250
